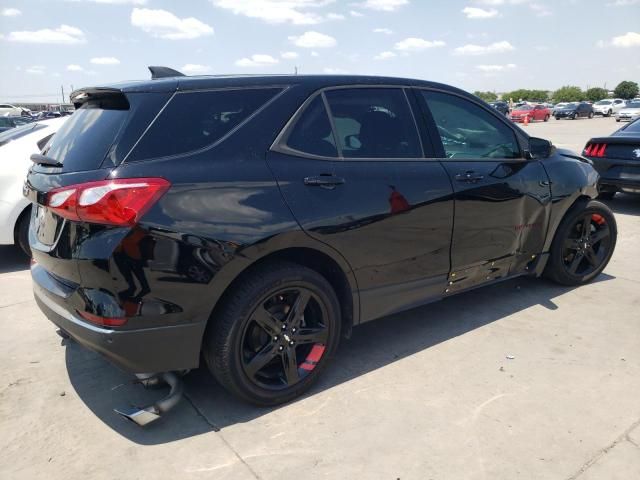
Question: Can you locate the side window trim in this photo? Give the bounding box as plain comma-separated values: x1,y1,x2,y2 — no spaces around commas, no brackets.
272,84,432,162
415,86,526,161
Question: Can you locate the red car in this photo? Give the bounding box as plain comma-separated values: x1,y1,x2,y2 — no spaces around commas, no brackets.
510,104,551,123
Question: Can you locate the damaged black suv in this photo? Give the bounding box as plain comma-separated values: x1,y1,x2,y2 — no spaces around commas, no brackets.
25,68,616,424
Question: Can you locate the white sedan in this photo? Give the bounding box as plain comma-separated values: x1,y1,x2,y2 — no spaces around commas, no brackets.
615,101,640,122
0,117,67,255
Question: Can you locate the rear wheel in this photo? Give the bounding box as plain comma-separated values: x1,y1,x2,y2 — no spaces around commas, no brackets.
15,207,31,257
544,200,616,286
588,112,594,119
203,261,341,406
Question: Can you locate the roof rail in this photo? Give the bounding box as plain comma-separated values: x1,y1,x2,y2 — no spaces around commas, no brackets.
148,66,185,80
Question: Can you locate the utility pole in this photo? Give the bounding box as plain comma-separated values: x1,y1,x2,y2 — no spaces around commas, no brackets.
294,66,298,75
61,85,65,104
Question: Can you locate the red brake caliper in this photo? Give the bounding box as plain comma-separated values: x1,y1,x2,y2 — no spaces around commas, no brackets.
591,214,606,226
300,344,326,372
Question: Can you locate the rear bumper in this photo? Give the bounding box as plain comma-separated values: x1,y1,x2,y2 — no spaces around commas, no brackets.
588,156,640,191
33,269,204,373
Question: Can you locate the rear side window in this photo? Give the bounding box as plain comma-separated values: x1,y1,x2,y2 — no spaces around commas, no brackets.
128,88,281,161
286,96,338,157
421,90,520,159
324,88,422,158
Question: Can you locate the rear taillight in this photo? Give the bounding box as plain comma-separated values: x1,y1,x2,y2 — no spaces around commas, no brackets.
77,310,127,327
46,178,170,226
583,143,607,158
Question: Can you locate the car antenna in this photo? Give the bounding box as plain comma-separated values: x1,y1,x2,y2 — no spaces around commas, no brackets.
148,66,186,80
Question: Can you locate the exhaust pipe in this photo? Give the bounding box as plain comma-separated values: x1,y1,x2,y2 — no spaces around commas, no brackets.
114,372,184,426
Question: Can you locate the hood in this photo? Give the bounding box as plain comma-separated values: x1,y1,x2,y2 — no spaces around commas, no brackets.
620,107,640,114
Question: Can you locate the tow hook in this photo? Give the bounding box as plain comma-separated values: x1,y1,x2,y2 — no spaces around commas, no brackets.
114,372,184,426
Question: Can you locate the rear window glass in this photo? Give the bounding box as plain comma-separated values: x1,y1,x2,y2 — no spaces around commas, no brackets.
44,104,129,172
128,88,281,161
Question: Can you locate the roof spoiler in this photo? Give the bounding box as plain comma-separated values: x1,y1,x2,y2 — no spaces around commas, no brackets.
148,66,185,80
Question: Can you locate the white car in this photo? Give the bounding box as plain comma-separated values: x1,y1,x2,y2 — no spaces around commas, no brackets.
615,101,640,122
0,104,29,117
593,98,627,117
0,118,67,255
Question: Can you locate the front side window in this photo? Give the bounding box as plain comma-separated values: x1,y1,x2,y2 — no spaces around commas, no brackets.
421,90,520,159
285,95,337,157
324,88,422,158
129,88,281,161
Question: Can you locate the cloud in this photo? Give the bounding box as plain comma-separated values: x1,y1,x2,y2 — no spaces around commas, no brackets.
373,28,393,34
470,0,529,4
327,13,345,20
462,7,499,18
68,0,147,4
235,54,279,67
323,67,348,74
1,8,21,16
606,0,639,5
394,37,446,51
476,63,516,72
454,40,515,55
529,3,551,16
131,8,214,40
66,64,84,71
359,0,408,11
90,56,120,65
212,0,337,25
350,10,364,16
281,51,299,59
181,63,213,74
289,31,337,48
610,31,640,47
26,65,45,75
5,24,86,44
374,51,397,60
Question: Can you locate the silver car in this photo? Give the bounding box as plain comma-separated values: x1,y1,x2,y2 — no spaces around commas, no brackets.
593,98,626,117
615,101,640,122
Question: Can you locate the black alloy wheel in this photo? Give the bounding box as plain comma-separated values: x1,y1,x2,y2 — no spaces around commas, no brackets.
204,261,341,405
240,287,329,390
545,200,617,286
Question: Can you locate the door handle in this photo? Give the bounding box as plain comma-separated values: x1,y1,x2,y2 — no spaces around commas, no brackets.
455,171,484,183
304,175,345,189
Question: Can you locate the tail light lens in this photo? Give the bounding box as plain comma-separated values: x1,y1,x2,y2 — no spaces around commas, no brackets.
583,143,607,158
46,178,170,226
77,310,127,327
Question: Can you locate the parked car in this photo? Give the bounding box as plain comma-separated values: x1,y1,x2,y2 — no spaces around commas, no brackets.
488,101,509,116
555,102,594,120
0,116,35,132
583,118,640,198
0,104,30,117
25,72,617,423
615,101,640,122
593,99,627,117
0,118,67,255
510,104,550,123
552,102,569,115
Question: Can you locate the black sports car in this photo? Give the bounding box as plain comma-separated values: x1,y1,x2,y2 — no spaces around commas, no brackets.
25,68,617,424
583,118,640,198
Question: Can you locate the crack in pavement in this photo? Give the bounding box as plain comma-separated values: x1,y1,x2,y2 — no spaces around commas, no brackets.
0,299,34,309
183,392,263,480
566,417,640,479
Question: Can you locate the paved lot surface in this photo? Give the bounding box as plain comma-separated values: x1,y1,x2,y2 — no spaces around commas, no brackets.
1,116,639,479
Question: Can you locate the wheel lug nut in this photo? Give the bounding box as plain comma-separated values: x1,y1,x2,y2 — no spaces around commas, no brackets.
292,327,296,333
289,341,294,346
278,346,284,351
273,336,278,341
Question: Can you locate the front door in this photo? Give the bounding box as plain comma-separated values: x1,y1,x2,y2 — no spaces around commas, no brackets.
268,87,454,322
416,89,552,293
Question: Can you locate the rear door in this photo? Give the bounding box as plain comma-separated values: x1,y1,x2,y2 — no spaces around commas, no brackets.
415,88,552,293
268,86,454,322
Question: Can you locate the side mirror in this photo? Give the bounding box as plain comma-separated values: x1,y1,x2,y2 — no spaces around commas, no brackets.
526,137,553,159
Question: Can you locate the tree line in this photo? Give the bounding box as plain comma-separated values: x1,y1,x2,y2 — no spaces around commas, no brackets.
474,80,639,104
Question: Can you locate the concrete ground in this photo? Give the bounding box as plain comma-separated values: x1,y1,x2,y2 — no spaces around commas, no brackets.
1,116,639,479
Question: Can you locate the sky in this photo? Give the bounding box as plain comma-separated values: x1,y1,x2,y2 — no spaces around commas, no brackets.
0,0,639,103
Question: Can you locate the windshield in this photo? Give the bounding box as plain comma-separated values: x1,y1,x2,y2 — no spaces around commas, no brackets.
625,102,640,109
516,105,533,111
595,100,612,105
0,122,45,146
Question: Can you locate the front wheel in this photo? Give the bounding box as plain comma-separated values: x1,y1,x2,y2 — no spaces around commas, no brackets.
544,114,550,122
203,261,341,406
544,200,617,286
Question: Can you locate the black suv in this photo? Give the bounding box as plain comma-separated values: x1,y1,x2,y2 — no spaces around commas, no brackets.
26,70,617,420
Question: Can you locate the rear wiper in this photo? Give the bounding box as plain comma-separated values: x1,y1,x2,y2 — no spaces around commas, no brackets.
30,153,62,167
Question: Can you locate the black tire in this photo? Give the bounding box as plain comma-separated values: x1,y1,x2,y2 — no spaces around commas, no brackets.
616,119,621,122
572,113,578,120
15,208,31,257
544,199,617,286
588,112,594,119
203,261,341,406
555,116,561,120
606,110,612,117
544,114,550,122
